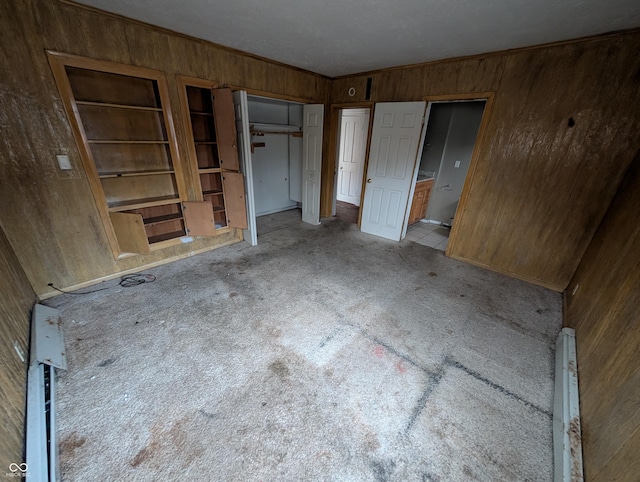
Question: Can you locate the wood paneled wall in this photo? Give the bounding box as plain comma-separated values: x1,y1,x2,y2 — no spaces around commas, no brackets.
564,151,640,481
0,227,35,470
0,0,329,296
327,32,640,291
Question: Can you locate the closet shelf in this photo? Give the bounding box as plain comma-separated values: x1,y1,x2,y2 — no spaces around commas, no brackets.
75,100,162,112
190,111,214,116
251,130,303,137
99,170,175,178
250,122,301,131
88,140,169,145
143,213,184,226
198,167,222,174
148,231,186,244
108,196,181,212
203,189,223,196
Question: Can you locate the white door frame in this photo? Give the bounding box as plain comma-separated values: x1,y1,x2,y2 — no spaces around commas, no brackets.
232,90,257,246
334,108,370,208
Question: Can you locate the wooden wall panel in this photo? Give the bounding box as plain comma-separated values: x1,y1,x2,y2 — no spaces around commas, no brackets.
0,0,329,296
564,152,640,482
327,31,640,290
0,226,35,470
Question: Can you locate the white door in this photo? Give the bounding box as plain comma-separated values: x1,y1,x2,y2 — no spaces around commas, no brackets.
360,102,427,241
232,90,257,246
336,108,370,206
302,104,324,225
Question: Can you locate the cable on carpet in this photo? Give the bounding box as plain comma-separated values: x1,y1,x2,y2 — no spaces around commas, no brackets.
47,273,156,295
119,273,156,287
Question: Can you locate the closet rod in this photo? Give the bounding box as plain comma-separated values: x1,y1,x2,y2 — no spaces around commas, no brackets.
250,130,303,137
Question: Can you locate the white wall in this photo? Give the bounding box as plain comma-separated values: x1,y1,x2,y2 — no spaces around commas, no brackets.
419,104,452,177
426,102,485,224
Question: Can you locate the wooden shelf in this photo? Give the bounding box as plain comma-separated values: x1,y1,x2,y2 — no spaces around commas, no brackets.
148,231,186,244
144,213,183,226
99,169,175,178
88,140,169,145
75,100,162,112
212,206,225,213
194,141,217,145
190,111,214,116
108,196,180,212
198,168,222,174
203,189,223,196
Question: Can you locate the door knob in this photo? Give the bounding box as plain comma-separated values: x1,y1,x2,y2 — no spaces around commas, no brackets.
367,178,372,183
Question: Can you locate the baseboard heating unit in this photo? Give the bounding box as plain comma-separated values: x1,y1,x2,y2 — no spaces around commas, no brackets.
553,327,584,482
26,304,67,482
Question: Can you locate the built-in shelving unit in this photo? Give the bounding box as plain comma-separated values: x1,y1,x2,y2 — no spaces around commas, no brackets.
48,53,248,257
185,85,227,228
178,78,247,232
65,66,187,250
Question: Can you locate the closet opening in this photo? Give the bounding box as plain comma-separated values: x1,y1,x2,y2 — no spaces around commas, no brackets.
248,96,303,216
332,107,371,224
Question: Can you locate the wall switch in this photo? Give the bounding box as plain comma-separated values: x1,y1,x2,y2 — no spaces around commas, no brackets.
13,340,25,363
454,160,461,168
56,154,72,170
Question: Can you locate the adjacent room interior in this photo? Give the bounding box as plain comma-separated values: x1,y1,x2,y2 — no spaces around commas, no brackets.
1,1,638,481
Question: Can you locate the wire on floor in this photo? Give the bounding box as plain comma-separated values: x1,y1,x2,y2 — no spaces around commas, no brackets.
119,273,156,287
47,273,156,295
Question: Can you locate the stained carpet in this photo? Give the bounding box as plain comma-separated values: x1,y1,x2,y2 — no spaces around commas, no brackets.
47,209,561,481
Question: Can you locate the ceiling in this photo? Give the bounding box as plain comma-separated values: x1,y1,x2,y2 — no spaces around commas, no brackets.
75,0,640,77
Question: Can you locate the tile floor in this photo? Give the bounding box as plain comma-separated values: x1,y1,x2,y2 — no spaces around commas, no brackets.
405,221,450,251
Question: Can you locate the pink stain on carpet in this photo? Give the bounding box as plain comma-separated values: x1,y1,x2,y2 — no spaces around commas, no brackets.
374,345,385,358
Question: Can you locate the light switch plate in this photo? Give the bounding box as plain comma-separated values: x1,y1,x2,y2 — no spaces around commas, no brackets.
56,154,72,170
454,160,461,168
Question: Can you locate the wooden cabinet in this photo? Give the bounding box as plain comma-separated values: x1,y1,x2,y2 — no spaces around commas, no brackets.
48,52,247,257
178,78,247,232
408,179,433,225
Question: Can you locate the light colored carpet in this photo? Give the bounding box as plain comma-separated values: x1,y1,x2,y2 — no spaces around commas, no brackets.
47,210,561,481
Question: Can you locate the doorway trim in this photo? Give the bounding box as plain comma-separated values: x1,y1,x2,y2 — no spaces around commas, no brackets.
421,92,496,256
333,107,371,215
322,102,374,220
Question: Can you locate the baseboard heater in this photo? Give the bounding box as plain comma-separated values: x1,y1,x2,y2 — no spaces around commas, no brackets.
553,327,584,481
26,304,67,482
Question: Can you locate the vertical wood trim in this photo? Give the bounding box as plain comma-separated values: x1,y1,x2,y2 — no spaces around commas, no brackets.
157,75,189,205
